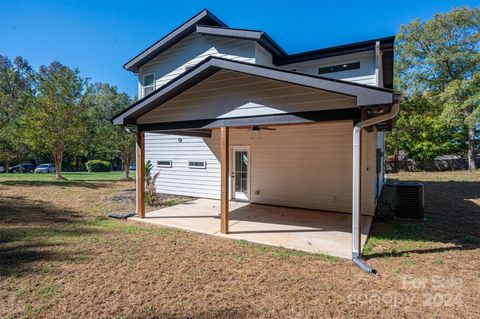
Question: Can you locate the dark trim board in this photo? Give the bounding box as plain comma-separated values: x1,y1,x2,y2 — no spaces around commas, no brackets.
149,129,212,138
112,57,394,126
137,108,361,132
124,9,226,72
273,36,395,66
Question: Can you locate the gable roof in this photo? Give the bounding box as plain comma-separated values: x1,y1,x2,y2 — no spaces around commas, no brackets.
124,9,395,85
124,9,226,73
112,57,394,126
196,25,287,57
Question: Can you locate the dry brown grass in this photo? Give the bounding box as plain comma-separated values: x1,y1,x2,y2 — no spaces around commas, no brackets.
0,171,479,318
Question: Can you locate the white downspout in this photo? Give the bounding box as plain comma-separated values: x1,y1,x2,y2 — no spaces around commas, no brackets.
352,101,400,272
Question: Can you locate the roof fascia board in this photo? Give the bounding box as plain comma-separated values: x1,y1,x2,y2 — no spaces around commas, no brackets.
274,36,395,66
124,9,227,72
112,57,394,125
112,61,221,124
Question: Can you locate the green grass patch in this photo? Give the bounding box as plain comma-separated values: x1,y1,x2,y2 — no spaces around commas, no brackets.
235,239,340,262
0,171,134,185
87,217,173,236
33,284,58,299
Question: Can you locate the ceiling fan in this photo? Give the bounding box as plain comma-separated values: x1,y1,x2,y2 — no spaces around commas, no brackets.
248,125,277,131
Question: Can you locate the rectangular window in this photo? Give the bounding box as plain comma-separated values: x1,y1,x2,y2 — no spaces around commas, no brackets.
318,62,360,75
142,73,155,97
188,161,206,169
157,160,172,168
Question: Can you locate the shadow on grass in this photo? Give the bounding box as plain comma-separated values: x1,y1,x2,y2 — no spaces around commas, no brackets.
365,180,480,259
0,180,117,188
0,195,101,276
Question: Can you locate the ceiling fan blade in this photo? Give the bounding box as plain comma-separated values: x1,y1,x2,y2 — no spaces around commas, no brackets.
249,125,276,131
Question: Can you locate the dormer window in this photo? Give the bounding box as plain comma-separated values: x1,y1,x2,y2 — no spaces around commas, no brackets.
318,62,360,75
142,73,155,97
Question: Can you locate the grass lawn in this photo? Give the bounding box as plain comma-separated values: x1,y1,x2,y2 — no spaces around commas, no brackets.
0,171,134,184
0,171,479,318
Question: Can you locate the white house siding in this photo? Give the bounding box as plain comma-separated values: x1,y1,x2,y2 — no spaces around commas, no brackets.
361,129,378,214
137,70,356,124
138,33,256,98
146,121,377,216
254,43,274,66
376,130,386,196
279,51,377,86
145,133,221,198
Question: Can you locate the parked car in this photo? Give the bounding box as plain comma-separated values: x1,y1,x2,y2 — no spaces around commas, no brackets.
35,163,55,173
129,163,136,171
0,165,5,173
8,163,36,173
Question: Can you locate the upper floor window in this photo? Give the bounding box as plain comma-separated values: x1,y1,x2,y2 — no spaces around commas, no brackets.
142,73,155,97
318,62,360,75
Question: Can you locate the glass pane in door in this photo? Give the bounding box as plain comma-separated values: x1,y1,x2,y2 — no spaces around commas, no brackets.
234,151,248,195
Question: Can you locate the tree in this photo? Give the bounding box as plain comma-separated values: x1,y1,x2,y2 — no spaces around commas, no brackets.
395,6,480,169
0,56,35,169
22,62,87,179
112,125,136,179
386,94,466,162
83,83,135,179
438,73,480,169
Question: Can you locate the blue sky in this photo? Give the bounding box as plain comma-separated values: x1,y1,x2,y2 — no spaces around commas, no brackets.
1,0,477,97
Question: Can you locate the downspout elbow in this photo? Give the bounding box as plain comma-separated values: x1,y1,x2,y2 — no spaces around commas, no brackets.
352,257,377,275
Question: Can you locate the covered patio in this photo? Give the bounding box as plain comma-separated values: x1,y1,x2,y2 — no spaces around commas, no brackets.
112,57,399,263
130,198,372,258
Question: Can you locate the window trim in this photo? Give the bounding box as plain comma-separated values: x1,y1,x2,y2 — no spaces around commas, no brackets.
317,61,360,75
142,73,155,97
188,160,207,169
157,160,172,168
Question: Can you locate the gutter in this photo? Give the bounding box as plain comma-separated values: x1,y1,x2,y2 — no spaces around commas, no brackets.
352,99,400,274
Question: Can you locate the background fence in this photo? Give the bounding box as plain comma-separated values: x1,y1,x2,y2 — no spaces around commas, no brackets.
386,157,480,172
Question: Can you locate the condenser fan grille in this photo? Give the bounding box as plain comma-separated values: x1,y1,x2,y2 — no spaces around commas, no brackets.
394,182,424,219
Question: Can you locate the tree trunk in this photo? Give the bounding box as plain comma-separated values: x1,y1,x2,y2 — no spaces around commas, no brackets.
468,126,476,170
124,158,130,179
393,147,399,172
53,150,64,180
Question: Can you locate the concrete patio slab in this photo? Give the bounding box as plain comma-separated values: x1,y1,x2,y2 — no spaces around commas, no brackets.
130,198,372,258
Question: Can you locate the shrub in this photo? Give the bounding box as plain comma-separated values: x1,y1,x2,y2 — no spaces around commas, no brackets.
145,160,160,205
86,160,112,172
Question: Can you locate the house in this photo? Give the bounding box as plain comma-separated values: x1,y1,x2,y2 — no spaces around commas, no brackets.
112,9,399,269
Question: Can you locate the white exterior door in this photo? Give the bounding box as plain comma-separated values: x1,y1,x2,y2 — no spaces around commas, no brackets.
231,146,250,201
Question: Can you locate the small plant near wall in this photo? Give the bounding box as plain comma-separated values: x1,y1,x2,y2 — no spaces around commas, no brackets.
145,160,160,205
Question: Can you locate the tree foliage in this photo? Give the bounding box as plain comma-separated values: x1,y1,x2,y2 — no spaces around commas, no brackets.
386,94,466,161
83,82,135,179
393,6,480,168
0,55,135,178
22,61,87,179
0,56,35,168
